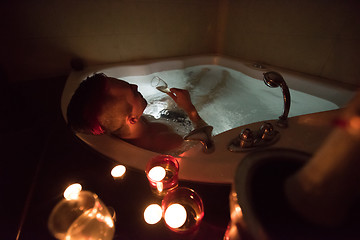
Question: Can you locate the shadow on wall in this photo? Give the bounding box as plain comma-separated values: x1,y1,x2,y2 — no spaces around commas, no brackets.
2,0,219,83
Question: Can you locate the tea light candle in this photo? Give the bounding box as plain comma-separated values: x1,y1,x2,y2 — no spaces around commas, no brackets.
164,203,187,229
144,204,162,225
63,183,82,200
162,187,204,233
145,155,179,195
111,165,126,179
148,166,166,181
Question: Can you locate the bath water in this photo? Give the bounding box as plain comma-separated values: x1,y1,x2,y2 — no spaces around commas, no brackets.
122,65,338,136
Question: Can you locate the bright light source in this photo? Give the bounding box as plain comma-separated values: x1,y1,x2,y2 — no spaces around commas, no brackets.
148,166,166,181
156,182,164,193
104,216,114,228
144,204,162,224
111,165,126,178
164,204,187,229
63,183,82,200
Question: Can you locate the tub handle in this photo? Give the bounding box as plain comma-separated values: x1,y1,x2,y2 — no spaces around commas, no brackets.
228,122,280,152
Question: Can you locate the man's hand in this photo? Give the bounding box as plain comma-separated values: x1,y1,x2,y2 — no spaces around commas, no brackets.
167,88,205,127
167,88,196,114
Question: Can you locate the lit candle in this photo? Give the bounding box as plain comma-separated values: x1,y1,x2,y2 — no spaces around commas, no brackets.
111,165,126,179
148,166,166,182
63,183,82,200
144,204,162,224
164,204,187,229
145,155,179,194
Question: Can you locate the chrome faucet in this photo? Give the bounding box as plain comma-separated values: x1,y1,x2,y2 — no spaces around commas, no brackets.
184,125,215,153
228,122,280,152
263,71,291,128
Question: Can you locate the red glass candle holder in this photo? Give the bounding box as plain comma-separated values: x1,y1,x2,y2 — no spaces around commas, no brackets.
145,155,179,195
162,187,204,234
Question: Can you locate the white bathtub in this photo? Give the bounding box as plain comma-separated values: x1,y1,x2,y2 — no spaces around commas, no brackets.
61,55,356,183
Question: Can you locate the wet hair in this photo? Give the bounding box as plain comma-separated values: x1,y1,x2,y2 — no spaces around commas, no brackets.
67,73,108,135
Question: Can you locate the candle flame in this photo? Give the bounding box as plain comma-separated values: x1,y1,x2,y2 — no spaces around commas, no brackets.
63,183,82,200
144,204,162,224
148,166,166,181
164,204,187,229
111,165,126,178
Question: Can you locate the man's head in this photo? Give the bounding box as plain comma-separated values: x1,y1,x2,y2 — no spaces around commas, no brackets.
67,73,147,138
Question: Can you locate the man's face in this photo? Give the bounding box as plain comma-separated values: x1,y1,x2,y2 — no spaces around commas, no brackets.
108,77,147,116
97,78,147,132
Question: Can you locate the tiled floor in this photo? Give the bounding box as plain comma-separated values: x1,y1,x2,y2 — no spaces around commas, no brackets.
1,76,230,239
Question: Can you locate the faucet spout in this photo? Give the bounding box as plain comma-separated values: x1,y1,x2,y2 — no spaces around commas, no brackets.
263,71,291,128
184,125,214,153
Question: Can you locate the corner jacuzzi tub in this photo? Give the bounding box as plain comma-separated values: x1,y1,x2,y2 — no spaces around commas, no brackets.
61,55,355,183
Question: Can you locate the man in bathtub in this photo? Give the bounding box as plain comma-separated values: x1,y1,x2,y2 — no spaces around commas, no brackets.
67,73,208,153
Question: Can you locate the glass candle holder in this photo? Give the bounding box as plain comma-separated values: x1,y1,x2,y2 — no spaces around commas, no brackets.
145,155,179,195
48,191,115,240
162,187,204,233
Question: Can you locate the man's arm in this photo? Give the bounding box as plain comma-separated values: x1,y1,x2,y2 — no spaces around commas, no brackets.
166,88,207,128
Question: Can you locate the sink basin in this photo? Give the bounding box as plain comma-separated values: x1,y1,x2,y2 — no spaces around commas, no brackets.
233,148,360,240
234,148,309,240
